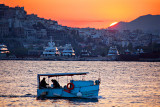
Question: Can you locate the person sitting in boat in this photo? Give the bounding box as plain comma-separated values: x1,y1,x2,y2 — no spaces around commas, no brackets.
51,79,60,88
40,78,49,88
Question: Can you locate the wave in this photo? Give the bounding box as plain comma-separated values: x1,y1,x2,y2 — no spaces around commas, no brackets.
0,94,36,98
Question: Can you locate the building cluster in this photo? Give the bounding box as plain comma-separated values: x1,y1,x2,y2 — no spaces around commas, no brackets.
0,4,160,57
79,28,160,47
76,28,160,52
0,4,77,42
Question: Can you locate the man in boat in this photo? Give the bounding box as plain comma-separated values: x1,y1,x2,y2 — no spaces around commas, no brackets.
40,78,48,88
51,79,60,88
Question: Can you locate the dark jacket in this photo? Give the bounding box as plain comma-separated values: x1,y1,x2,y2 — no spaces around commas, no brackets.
40,78,48,88
52,79,60,88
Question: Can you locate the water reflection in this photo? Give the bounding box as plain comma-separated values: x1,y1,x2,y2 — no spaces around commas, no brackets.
54,98,99,106
0,94,36,98
37,97,98,103
0,61,160,106
67,98,98,104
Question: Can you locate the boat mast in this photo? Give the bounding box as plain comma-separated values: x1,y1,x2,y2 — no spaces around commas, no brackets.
50,36,53,43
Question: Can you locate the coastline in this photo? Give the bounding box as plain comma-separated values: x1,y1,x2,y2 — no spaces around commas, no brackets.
0,57,160,62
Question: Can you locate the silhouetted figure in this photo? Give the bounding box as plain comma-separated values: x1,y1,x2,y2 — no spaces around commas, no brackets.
40,78,48,88
51,79,60,88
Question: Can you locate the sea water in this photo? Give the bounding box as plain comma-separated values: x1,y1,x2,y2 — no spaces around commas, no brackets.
0,60,160,107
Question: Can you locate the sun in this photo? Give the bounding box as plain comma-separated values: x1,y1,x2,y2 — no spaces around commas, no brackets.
109,22,118,27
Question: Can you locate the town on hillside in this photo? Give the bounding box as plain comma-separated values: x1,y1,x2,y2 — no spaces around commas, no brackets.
0,4,160,61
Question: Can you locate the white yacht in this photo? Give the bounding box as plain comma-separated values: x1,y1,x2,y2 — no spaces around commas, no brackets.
80,50,91,57
0,44,10,58
42,39,60,59
107,46,119,60
62,44,75,56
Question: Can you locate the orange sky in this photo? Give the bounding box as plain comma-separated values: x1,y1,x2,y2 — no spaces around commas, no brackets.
0,0,160,28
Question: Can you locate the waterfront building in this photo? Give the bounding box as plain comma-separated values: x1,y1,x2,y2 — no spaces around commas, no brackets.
0,20,9,38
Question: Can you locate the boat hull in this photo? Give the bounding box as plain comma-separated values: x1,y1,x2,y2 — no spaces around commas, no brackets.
37,85,99,98
118,54,140,61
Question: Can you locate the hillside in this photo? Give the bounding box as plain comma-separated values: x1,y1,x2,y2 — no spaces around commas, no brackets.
109,14,160,32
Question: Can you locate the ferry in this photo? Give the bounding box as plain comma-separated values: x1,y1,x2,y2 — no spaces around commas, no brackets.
37,72,100,99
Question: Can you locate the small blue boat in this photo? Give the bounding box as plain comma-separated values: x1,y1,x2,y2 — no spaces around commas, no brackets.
37,72,100,98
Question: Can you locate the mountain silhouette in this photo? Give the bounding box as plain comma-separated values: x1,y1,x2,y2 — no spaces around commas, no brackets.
109,14,160,32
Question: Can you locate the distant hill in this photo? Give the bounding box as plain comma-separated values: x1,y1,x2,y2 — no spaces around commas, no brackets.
109,14,160,32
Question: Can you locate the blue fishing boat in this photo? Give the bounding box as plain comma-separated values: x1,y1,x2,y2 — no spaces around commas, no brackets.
37,72,100,98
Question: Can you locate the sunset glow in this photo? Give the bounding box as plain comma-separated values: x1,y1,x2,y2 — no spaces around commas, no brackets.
0,0,160,28
109,22,118,27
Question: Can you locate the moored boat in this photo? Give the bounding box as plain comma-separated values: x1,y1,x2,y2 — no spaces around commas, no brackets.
80,50,91,58
118,49,140,61
41,38,60,60
0,44,10,58
62,44,75,56
106,46,119,60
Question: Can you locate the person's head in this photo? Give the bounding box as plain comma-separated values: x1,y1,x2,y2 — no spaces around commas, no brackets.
43,78,45,80
51,79,57,84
